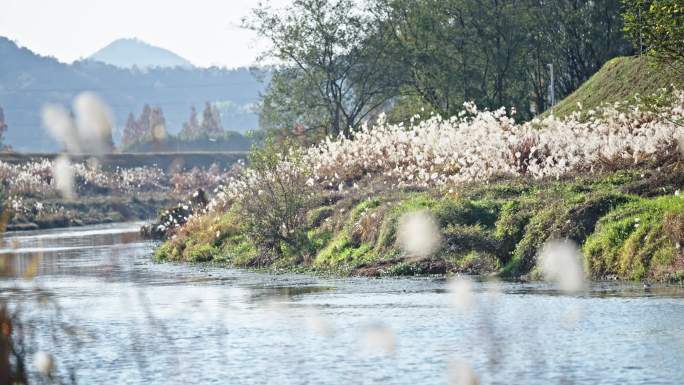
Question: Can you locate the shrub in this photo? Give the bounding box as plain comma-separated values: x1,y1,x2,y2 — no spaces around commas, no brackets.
0,159,236,199
306,206,335,228
305,95,684,190
456,251,500,274
236,140,317,259
494,199,532,258
663,211,684,246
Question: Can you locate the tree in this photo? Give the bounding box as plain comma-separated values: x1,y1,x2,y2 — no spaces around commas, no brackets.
179,106,201,140
238,139,315,258
375,0,530,116
258,66,331,140
0,106,7,149
544,1,631,94
148,106,167,142
246,0,405,138
122,105,167,146
199,102,223,137
137,104,153,140
122,112,139,146
373,0,632,118
623,0,684,66
249,0,631,129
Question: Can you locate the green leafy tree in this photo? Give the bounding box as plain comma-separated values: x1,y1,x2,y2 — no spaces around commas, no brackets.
258,66,330,140
246,0,405,138
249,0,631,130
375,0,631,118
526,0,631,111
377,0,530,116
623,0,684,65
148,106,167,142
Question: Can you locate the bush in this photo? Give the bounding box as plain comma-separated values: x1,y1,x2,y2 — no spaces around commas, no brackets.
494,199,532,258
237,140,317,259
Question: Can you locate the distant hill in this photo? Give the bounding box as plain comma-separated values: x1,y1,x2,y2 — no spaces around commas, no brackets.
0,36,268,152
548,56,684,118
89,38,194,69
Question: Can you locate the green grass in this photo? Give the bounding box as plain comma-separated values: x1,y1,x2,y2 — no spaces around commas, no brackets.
314,198,383,267
548,56,684,119
584,195,684,280
154,169,684,282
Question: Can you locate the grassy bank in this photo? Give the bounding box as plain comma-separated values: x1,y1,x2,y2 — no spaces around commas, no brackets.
155,166,684,282
154,83,684,282
548,56,684,118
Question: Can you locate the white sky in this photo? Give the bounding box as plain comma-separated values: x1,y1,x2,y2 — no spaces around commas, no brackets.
0,0,291,68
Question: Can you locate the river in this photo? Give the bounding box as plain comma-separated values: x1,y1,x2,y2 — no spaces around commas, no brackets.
0,223,683,384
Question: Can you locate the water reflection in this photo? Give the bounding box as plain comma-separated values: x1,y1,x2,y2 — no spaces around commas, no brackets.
0,224,683,384
0,223,146,278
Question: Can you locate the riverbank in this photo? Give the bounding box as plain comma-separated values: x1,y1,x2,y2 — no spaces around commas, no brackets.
0,157,238,232
154,164,684,282
5,194,173,232
153,91,684,282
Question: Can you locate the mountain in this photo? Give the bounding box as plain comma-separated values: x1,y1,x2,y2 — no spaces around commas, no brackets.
0,37,268,152
89,38,194,69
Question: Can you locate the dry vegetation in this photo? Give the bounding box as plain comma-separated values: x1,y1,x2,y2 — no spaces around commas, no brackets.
0,159,238,231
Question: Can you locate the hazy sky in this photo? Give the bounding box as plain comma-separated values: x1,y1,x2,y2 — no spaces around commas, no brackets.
0,0,291,68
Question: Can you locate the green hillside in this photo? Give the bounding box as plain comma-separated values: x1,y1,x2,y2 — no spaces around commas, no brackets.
548,56,684,118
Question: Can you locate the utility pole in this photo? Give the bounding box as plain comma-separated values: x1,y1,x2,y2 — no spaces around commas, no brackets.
547,63,555,107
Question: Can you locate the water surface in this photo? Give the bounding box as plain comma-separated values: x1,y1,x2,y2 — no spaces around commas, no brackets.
1,223,683,384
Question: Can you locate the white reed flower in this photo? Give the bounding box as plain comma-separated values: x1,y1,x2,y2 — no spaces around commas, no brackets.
448,360,480,385
73,92,113,155
538,240,586,293
447,276,475,311
53,155,75,200
397,210,442,257
361,324,396,354
33,351,54,376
